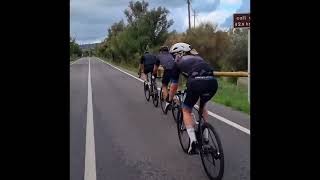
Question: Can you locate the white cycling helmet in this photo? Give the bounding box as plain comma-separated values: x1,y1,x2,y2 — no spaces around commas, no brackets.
169,42,192,54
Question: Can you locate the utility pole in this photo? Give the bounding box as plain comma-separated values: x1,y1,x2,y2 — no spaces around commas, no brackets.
187,0,191,30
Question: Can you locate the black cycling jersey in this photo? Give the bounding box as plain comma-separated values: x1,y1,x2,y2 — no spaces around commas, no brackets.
171,55,214,81
140,53,157,66
155,52,175,70
170,55,218,110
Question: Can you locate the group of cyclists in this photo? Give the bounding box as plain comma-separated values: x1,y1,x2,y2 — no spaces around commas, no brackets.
139,42,218,155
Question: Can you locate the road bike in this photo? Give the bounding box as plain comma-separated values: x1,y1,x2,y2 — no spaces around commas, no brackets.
143,73,161,107
175,90,224,180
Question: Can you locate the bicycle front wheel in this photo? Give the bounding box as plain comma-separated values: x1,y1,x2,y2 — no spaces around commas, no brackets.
199,122,224,180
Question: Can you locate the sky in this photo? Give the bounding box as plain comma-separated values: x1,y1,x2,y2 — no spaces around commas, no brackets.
70,0,250,44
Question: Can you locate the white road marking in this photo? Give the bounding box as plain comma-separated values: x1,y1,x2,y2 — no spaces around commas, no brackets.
96,57,144,82
195,105,250,134
95,57,250,135
84,58,97,180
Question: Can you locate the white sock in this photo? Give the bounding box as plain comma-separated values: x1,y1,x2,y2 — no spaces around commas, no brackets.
187,127,197,143
203,128,208,139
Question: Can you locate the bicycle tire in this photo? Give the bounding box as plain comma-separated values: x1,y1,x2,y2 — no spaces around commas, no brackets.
199,122,224,180
144,81,150,101
171,94,181,123
152,84,159,107
160,89,166,113
177,109,189,153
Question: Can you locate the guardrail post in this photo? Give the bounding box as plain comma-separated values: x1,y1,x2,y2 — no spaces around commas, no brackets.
248,28,250,103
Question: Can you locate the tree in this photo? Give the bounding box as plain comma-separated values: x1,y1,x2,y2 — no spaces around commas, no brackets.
98,0,173,64
124,0,149,25
107,20,125,41
220,29,248,71
143,7,174,47
70,36,82,57
184,22,220,69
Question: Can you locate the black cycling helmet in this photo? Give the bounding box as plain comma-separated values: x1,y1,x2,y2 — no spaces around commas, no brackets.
159,46,169,52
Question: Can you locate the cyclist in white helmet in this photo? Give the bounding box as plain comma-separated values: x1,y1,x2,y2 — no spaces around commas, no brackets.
166,42,218,154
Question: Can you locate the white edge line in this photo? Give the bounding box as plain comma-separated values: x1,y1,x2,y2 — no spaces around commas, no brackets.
84,58,97,180
195,105,250,134
95,57,250,135
96,57,144,83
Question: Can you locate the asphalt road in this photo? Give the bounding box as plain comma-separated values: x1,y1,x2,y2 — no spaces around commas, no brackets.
70,57,250,180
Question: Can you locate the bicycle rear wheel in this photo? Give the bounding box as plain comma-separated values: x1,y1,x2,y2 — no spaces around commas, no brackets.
144,81,150,101
152,84,159,107
199,122,224,180
171,95,180,123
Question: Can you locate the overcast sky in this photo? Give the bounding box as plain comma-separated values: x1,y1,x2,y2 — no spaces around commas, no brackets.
70,0,250,44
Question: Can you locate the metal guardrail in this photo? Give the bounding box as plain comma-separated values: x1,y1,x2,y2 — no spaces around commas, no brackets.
157,66,249,77
157,66,250,103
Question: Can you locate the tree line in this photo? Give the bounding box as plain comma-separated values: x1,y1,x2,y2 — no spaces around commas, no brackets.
95,0,248,71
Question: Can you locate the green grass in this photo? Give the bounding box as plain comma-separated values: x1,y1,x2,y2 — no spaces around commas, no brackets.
213,78,250,114
97,56,250,114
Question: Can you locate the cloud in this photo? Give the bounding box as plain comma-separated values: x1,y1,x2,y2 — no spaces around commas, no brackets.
148,0,185,8
222,0,241,5
193,9,234,28
220,0,250,28
70,0,249,44
70,0,188,43
70,0,129,43
191,0,220,13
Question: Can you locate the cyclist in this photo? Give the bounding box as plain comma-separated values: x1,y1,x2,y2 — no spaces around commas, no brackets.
139,51,157,84
153,46,175,107
165,42,218,154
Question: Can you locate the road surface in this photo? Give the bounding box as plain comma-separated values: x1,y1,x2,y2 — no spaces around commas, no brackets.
70,57,250,180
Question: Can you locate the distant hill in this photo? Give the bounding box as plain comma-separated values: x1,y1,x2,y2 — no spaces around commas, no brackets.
79,43,99,50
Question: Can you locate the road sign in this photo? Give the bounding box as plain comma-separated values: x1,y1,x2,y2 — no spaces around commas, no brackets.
233,13,250,103
233,13,250,28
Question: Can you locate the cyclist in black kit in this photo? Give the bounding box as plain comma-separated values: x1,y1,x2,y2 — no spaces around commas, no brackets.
153,46,175,102
139,51,157,84
165,42,218,154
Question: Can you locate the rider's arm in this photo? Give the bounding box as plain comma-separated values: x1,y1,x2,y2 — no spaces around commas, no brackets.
139,56,144,74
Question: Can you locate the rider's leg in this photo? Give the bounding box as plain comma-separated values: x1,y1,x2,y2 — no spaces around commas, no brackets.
161,69,170,99
200,103,209,122
182,107,195,136
162,84,168,99
183,80,201,154
199,102,209,142
142,67,149,82
199,78,218,120
199,78,218,142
